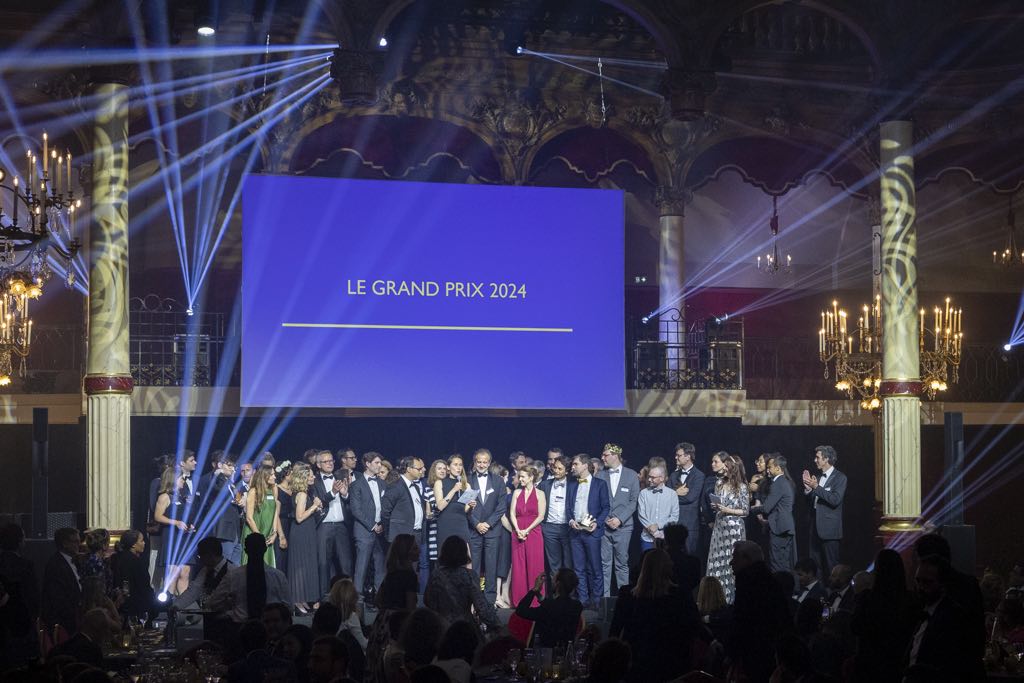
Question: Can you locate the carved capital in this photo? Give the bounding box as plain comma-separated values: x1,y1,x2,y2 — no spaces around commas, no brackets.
470,89,566,166
655,185,691,216
330,49,379,105
661,68,717,122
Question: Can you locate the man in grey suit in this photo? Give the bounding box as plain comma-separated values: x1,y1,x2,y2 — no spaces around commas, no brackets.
467,449,508,604
596,443,639,596
667,441,705,557
802,445,847,578
349,451,387,598
380,456,426,543
761,455,796,572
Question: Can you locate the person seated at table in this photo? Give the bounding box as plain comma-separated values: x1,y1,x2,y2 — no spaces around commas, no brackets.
309,635,353,683
47,608,115,668
175,536,232,609
424,536,499,635
433,620,479,683
513,569,583,647
207,533,291,624
225,618,296,683
111,530,158,622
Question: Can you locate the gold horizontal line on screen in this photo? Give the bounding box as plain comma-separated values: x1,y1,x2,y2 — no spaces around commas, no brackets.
281,323,573,333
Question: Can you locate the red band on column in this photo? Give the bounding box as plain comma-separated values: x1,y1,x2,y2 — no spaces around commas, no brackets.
84,375,134,395
879,380,922,396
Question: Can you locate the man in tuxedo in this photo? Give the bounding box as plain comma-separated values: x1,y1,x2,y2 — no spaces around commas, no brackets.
349,451,387,598
761,455,796,572
174,536,235,644
802,445,846,578
198,451,243,564
41,527,81,634
507,451,529,491
826,564,855,613
794,558,828,604
566,453,610,610
667,442,705,557
539,454,573,592
312,450,353,596
178,450,200,527
380,457,426,543
467,449,508,605
597,443,639,596
906,554,985,682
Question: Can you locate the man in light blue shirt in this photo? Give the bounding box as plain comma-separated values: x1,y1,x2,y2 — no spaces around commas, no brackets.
638,465,678,551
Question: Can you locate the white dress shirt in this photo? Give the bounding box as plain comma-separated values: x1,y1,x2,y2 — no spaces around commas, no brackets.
176,558,230,609
367,476,382,524
814,467,833,509
322,473,345,522
797,580,820,603
574,478,591,523
206,564,291,623
475,473,490,503
60,551,81,588
608,467,621,495
546,479,568,525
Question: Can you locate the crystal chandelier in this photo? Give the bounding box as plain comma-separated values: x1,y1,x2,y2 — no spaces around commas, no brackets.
756,195,792,275
818,296,963,409
992,194,1023,267
0,132,81,386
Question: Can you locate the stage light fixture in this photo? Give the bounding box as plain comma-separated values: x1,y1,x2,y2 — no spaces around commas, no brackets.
516,46,524,55
379,37,388,48
641,316,649,324
186,307,194,316
195,0,217,36
1004,343,1012,351
157,591,169,603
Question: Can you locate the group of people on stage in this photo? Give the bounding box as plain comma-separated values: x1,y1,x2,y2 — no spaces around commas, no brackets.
146,440,848,614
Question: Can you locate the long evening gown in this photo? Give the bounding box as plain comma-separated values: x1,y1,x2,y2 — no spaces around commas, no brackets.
242,492,277,567
288,493,320,603
510,488,545,605
706,482,749,603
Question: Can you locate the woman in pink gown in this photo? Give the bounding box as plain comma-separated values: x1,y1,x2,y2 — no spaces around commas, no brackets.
510,463,548,605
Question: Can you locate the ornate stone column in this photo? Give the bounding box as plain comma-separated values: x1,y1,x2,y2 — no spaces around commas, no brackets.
84,81,132,529
655,186,689,368
878,120,922,533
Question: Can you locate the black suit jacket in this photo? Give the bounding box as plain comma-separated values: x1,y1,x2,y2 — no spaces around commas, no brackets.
666,546,702,597
467,472,508,538
796,580,828,605
41,552,81,633
761,475,795,536
907,596,986,682
514,591,583,647
312,470,349,527
380,478,424,542
198,471,242,542
348,471,383,537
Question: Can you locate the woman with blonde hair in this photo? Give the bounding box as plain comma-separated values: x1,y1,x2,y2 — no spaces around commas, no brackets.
329,577,367,650
696,575,733,642
243,466,285,566
153,466,191,594
435,454,471,548
287,463,322,614
509,463,546,605
706,452,749,603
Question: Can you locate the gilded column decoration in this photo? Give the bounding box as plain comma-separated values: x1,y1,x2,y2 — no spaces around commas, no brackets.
878,120,921,533
86,82,132,530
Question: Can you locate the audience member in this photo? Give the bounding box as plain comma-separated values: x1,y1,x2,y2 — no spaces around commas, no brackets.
273,623,314,672
376,534,418,612
41,527,82,634
914,532,985,665
850,548,917,683
47,608,115,668
329,578,367,651
396,609,445,680
697,575,733,643
262,602,293,649
794,557,827,604
424,536,499,633
587,638,631,683
78,529,111,592
0,523,39,665
207,533,291,623
663,524,701,597
111,530,156,621
514,569,583,647
226,619,296,683
726,540,792,683
826,563,855,613
434,619,479,683
312,602,344,638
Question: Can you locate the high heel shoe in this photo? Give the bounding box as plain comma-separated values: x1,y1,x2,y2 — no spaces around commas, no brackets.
294,603,309,615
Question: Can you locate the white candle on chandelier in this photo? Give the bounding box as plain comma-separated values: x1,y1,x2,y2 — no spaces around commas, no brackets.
55,153,62,194
42,132,47,174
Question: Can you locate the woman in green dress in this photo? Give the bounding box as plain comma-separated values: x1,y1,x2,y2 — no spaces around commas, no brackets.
242,465,286,566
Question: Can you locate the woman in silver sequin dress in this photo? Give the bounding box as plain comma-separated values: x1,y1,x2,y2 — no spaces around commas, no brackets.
705,452,750,603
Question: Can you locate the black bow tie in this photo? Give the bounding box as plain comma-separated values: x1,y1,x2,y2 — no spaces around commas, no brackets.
651,489,663,494
322,474,334,480
609,469,620,474
553,482,565,488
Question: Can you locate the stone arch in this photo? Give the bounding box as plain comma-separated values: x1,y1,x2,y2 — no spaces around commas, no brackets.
527,125,659,189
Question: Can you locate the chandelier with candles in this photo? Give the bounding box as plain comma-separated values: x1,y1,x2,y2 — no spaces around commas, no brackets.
818,296,963,409
0,132,81,386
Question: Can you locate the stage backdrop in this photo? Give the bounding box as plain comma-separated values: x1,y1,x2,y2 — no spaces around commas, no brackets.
241,176,624,410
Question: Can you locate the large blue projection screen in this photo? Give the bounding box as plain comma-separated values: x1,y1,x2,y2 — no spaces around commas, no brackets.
241,175,624,410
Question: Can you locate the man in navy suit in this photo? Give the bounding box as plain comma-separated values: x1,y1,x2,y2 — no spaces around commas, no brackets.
566,453,610,610
761,455,796,573
349,451,387,598
41,528,81,634
467,449,507,605
667,441,705,557
380,456,426,542
802,445,847,578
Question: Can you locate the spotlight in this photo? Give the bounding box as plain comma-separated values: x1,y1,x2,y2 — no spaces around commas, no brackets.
186,307,194,316
1004,343,1012,351
157,591,169,603
379,37,388,48
516,46,524,55
641,316,649,324
195,0,217,36
197,25,215,37
713,313,730,325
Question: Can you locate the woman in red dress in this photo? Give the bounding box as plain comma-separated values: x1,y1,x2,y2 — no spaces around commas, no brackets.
510,463,548,605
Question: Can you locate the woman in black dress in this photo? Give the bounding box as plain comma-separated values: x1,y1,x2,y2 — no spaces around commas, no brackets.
275,463,294,574
112,530,157,621
433,454,470,548
287,464,322,614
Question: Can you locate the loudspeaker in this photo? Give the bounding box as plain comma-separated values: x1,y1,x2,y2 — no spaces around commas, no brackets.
31,408,49,539
940,524,976,575
943,412,965,526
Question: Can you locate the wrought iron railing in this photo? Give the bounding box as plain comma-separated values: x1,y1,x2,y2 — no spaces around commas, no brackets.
128,295,231,387
628,310,744,390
